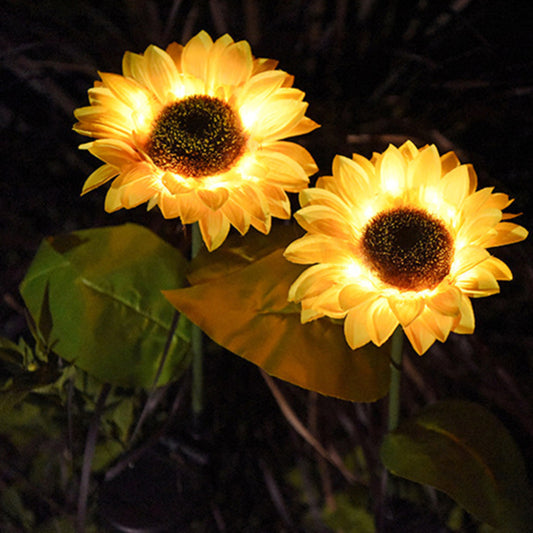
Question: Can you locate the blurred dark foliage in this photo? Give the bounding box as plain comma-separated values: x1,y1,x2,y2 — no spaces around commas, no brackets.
1,0,532,531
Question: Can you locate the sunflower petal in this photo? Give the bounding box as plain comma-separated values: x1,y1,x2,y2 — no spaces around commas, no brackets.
367,299,398,346
452,294,475,334
481,222,529,248
388,295,425,326
221,199,251,234
426,286,461,318
294,205,352,240
284,234,354,266
143,45,179,103
199,210,230,251
408,144,441,190
81,164,119,194
344,305,373,350
181,30,212,80
197,187,230,211
404,319,438,355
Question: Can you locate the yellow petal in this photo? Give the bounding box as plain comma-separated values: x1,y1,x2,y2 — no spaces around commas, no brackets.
258,149,309,191
122,51,151,87
455,258,503,297
104,187,123,212
197,187,230,211
284,116,320,137
221,199,251,234
338,283,375,310
238,70,289,109
284,234,355,266
439,164,475,207
181,30,212,80
344,306,372,350
377,145,407,196
81,164,119,195
426,285,462,316
214,40,253,86
165,42,183,69
404,319,438,355
419,310,453,343
388,294,425,326
161,172,192,195
451,246,490,277
177,193,208,224
288,264,344,302
480,222,528,248
482,255,513,280
407,144,441,190
294,205,352,240
199,210,230,251
87,139,140,167
457,208,502,246
266,141,318,176
367,299,398,346
440,150,461,175
144,45,179,103
398,140,420,160
250,98,308,142
452,294,475,334
332,155,372,204
157,193,181,218
230,185,270,223
98,71,150,110
261,185,291,219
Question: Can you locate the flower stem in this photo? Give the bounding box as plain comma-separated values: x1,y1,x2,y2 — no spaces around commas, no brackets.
387,326,404,433
190,223,204,425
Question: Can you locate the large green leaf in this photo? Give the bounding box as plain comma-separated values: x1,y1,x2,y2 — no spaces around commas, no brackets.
165,231,390,402
19,224,191,388
380,400,532,532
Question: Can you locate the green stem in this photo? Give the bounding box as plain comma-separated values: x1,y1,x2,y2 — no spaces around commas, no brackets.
387,326,404,433
190,223,204,423
384,326,404,509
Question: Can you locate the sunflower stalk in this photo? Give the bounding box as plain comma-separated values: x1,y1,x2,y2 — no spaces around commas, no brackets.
387,326,404,433
190,222,204,426
385,326,404,503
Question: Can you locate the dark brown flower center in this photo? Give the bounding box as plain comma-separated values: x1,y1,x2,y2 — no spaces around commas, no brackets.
146,95,247,178
361,206,453,291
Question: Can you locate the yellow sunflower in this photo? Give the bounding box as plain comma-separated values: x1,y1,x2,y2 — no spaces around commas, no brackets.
74,31,319,250
284,141,528,354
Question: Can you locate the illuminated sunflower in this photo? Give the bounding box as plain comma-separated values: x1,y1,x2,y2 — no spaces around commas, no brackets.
284,141,528,354
74,31,319,250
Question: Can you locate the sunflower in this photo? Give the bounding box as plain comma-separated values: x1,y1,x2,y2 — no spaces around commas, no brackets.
284,141,528,354
74,31,319,250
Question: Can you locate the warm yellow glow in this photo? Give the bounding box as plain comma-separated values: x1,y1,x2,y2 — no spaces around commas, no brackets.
285,142,528,355
73,31,319,251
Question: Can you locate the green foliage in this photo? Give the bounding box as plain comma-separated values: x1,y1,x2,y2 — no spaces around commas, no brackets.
0,336,60,413
19,223,192,388
323,490,375,533
165,226,391,402
381,400,533,532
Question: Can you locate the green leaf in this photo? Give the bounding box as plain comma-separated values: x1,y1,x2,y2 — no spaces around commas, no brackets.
323,491,375,533
380,400,533,532
0,337,61,413
187,222,304,285
19,224,191,388
165,240,390,402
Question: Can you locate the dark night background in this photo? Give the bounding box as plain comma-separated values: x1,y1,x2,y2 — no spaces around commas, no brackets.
1,1,532,531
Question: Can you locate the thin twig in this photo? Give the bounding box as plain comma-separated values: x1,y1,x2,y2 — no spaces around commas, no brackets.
129,310,180,445
76,382,111,533
261,370,356,483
